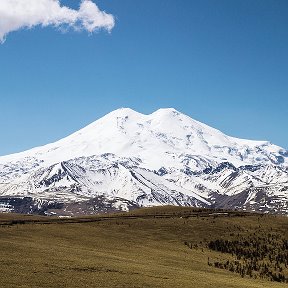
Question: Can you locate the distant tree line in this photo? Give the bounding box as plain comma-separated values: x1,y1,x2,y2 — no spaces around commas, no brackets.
207,233,288,283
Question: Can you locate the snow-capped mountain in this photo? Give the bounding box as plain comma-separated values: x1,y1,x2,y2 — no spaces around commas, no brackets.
0,108,287,215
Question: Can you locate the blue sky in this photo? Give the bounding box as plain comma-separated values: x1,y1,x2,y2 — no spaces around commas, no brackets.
0,0,288,156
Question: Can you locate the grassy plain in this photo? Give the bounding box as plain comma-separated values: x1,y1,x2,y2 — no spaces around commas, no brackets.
0,207,287,288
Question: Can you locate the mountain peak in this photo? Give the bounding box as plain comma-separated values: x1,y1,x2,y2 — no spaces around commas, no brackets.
105,107,181,119
152,107,180,115
0,107,287,216
104,107,143,119
0,107,286,169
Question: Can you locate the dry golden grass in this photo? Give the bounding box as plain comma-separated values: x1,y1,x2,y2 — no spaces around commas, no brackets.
0,207,287,288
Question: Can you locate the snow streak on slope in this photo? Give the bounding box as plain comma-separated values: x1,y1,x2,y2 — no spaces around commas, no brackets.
0,108,287,215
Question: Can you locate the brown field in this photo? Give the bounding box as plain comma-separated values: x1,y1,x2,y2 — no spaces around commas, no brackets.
0,207,287,288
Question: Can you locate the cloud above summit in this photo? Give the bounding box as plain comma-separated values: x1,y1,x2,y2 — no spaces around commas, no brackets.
0,0,115,43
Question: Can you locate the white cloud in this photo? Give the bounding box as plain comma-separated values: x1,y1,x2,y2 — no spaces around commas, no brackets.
0,0,115,43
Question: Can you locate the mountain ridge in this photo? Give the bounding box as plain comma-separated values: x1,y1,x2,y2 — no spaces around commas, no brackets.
0,108,287,215
0,107,286,167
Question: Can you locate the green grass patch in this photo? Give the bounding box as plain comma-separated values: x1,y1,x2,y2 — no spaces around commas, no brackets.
0,207,287,287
